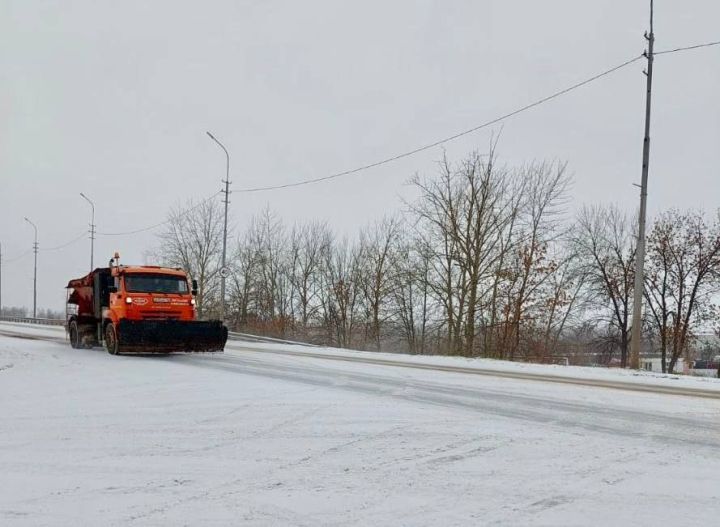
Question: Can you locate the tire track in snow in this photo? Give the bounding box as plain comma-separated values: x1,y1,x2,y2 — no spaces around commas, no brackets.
173,353,720,450
3,328,720,449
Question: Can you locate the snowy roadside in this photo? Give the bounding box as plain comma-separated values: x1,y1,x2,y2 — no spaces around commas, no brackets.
3,321,719,395
0,321,66,339
226,339,720,394
1,333,720,526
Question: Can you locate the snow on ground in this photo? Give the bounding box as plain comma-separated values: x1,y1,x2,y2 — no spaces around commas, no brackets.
0,321,66,339
1,327,720,526
225,339,720,393
4,320,720,392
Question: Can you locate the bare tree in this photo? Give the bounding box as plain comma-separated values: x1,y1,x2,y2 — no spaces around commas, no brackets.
411,150,510,356
494,161,570,360
644,210,720,373
156,198,224,318
288,221,332,336
537,244,587,357
484,173,525,359
572,205,636,367
357,216,402,350
409,156,463,354
391,237,434,354
245,207,291,336
321,237,362,348
227,231,258,330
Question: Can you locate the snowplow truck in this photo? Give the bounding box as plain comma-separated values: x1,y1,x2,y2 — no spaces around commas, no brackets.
65,254,228,354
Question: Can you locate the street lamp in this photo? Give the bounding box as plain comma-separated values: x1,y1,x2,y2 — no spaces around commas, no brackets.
206,131,231,322
24,217,38,318
80,192,96,270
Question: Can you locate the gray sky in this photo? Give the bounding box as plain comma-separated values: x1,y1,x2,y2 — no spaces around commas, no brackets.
1,0,719,312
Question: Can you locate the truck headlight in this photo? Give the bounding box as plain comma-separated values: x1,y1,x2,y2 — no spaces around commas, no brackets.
190,299,196,306
125,297,133,304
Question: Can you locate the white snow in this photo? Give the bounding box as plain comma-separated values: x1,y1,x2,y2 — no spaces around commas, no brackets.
0,321,66,339
1,325,720,525
5,320,720,392
225,339,720,394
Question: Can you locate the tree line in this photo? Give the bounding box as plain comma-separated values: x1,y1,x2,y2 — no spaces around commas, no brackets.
152,149,720,374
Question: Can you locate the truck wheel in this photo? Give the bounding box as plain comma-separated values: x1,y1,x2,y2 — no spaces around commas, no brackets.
69,321,81,349
105,323,119,355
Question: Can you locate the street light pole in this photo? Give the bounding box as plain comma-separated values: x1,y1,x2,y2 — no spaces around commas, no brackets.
24,217,38,318
80,192,96,270
206,131,231,323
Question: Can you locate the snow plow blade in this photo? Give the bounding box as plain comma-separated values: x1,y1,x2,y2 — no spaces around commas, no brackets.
116,319,228,354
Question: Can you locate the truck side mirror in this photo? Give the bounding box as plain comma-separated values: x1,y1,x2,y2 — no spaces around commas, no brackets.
191,279,198,296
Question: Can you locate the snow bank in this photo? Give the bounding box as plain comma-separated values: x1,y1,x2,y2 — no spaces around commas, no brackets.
226,339,720,394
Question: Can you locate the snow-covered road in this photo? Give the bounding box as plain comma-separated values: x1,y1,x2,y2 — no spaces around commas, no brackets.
1,328,720,526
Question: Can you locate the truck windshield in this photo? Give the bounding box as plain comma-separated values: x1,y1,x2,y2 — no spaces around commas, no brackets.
124,274,189,294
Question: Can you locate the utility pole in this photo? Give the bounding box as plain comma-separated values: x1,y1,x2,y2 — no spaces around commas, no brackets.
629,0,655,369
0,242,3,317
80,193,96,270
206,131,231,322
24,217,38,319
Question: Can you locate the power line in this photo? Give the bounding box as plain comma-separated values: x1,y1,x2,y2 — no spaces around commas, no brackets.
1,193,225,265
654,40,720,56
2,248,33,264
40,232,87,252
96,190,223,236
235,54,645,193
97,219,176,237
2,231,88,263
235,38,718,194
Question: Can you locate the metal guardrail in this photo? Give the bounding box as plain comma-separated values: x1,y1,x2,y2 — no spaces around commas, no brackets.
0,317,320,346
227,331,320,348
0,316,65,326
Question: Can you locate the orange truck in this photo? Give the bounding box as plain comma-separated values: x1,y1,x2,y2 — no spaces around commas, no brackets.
65,253,227,354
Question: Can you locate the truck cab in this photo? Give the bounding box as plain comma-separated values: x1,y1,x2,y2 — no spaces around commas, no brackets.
106,266,197,323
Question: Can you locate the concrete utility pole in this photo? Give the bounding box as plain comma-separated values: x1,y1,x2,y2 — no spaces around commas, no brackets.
206,131,231,322
24,217,39,318
0,242,3,317
80,192,96,270
629,0,655,370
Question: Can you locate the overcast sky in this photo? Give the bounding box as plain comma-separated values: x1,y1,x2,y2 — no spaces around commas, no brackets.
1,0,718,312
